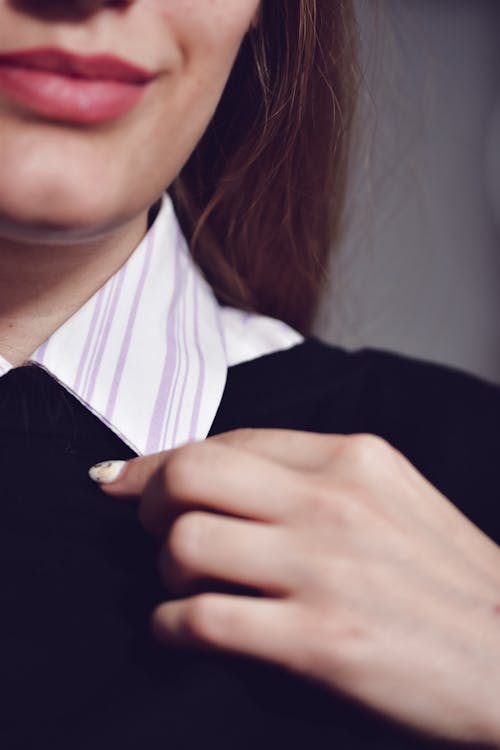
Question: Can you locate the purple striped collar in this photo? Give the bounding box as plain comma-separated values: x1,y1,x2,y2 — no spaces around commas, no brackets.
0,196,302,454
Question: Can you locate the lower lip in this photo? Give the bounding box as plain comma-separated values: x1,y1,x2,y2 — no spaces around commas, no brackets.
0,65,148,124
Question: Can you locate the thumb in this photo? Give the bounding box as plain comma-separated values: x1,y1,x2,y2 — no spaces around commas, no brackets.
88,451,170,498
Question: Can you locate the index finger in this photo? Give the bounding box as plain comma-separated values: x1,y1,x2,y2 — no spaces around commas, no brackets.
89,428,343,497
210,428,346,470
95,438,308,534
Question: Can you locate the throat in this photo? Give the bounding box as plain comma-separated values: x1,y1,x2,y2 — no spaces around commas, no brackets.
0,318,61,367
0,208,151,368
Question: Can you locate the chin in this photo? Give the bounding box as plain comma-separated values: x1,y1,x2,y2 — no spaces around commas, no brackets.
0,122,140,243
0,160,147,244
0,192,131,245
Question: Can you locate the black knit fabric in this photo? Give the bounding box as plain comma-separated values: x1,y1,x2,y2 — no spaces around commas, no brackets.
1,339,498,749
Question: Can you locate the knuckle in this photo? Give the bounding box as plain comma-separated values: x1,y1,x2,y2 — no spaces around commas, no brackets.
321,435,344,463
310,624,364,684
302,477,336,518
162,445,203,500
167,511,206,565
284,604,341,676
339,433,395,471
182,594,227,645
290,598,367,685
215,428,256,449
294,476,355,529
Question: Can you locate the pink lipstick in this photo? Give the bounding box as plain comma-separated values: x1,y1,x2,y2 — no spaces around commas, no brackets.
0,48,157,124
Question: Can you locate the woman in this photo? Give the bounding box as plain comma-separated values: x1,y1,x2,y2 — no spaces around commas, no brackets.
0,1,498,748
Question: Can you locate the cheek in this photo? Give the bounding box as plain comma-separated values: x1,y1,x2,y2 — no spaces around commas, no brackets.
155,0,260,58
140,0,260,174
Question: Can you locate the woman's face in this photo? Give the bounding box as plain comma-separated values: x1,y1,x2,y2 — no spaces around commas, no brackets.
0,0,260,243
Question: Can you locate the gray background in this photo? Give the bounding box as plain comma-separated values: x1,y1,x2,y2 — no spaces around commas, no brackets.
315,0,500,385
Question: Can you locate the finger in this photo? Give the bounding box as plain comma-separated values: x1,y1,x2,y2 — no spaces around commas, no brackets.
210,428,347,472
159,511,296,597
151,593,310,677
138,439,306,534
89,429,349,498
89,451,170,497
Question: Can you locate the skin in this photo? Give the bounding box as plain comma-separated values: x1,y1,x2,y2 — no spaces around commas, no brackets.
1,1,499,745
101,430,500,746
0,0,259,362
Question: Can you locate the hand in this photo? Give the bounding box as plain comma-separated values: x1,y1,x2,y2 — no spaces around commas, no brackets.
93,429,500,746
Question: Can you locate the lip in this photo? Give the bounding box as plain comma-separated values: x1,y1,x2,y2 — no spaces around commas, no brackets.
0,47,157,124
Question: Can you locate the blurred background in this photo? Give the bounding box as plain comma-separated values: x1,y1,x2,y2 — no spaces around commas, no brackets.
315,0,500,384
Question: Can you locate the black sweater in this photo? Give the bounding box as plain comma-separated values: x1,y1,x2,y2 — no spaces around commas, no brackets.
1,339,499,750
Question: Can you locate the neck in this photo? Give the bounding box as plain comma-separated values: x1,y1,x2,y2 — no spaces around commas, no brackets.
0,213,149,367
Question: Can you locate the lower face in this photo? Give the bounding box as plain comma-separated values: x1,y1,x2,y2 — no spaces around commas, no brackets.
0,0,260,244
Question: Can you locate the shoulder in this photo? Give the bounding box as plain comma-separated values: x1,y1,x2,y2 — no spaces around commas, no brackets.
217,336,500,425
213,339,500,540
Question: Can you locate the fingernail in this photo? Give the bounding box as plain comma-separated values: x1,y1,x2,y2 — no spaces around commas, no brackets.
89,460,127,484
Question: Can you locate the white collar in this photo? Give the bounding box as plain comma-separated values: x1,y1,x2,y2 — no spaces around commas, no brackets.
0,196,302,454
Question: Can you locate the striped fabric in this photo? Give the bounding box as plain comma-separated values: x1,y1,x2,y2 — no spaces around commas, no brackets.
0,196,302,455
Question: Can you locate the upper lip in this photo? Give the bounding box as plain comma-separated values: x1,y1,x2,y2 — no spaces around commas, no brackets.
0,47,156,83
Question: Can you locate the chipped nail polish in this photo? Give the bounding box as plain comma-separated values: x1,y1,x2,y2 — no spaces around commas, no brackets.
88,460,127,484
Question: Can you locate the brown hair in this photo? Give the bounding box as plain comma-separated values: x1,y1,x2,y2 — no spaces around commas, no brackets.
170,0,358,333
